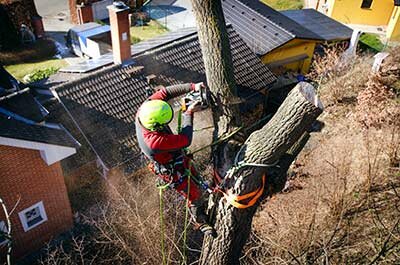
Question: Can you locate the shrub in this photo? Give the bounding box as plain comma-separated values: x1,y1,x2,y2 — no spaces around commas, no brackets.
23,67,59,82
308,44,371,105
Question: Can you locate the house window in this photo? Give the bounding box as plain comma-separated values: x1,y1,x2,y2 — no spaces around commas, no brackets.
0,221,8,245
18,201,48,232
361,0,373,9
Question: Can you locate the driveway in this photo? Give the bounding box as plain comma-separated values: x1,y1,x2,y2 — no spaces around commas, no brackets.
34,0,82,62
144,0,197,31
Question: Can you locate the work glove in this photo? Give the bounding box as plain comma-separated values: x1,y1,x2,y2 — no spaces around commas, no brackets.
193,82,206,92
187,100,202,113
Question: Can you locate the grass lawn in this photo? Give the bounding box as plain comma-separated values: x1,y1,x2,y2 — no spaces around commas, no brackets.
1,38,66,81
260,0,303,10
5,59,68,81
130,20,169,44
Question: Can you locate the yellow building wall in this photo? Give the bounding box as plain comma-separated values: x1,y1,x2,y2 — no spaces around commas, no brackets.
387,7,400,40
261,39,317,74
327,0,394,26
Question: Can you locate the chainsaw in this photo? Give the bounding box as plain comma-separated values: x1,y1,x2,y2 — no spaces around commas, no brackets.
181,85,210,112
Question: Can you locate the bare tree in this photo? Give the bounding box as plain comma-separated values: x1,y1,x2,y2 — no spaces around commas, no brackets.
190,0,323,264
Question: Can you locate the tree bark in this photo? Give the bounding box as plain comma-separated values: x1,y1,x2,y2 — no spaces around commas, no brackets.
200,83,323,264
191,0,241,134
190,0,242,174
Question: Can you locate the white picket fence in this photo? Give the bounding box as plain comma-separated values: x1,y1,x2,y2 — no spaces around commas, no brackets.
92,0,113,21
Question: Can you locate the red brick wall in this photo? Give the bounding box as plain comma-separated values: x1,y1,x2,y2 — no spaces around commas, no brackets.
0,145,73,261
109,6,131,64
69,0,79,24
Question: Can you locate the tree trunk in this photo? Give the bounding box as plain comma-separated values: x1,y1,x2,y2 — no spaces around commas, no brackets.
191,0,242,174
189,0,324,264
200,83,323,264
191,0,240,134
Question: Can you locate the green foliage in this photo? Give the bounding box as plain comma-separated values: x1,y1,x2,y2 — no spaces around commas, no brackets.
260,0,303,10
26,67,59,82
359,33,385,52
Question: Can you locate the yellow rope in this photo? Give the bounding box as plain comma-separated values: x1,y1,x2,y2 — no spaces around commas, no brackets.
159,188,167,265
182,160,192,265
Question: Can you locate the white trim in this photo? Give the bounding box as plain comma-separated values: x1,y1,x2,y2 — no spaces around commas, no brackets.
0,221,8,246
18,201,48,232
0,136,76,165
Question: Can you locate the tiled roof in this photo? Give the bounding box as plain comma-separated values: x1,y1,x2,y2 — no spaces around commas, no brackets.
0,88,46,122
53,64,150,168
0,112,78,148
131,27,197,57
0,65,20,96
53,26,276,169
281,9,353,41
0,68,80,149
134,25,277,91
222,0,323,55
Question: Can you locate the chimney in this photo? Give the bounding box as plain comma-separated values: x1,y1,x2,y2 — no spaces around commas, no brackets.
107,2,132,65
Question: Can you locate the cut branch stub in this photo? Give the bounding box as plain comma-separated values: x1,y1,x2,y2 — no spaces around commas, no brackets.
241,82,324,165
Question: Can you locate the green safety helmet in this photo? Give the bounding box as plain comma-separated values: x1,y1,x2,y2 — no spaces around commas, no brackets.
138,100,173,131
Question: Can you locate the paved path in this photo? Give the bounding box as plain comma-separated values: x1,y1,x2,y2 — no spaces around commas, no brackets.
34,0,83,63
145,0,197,31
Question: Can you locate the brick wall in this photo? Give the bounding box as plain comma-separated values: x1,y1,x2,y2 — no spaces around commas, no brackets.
0,145,73,261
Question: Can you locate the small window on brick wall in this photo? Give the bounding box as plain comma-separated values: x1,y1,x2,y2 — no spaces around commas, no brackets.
18,201,48,232
361,0,373,8
0,221,9,245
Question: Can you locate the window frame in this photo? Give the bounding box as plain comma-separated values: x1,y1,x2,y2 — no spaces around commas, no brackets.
18,201,48,232
361,0,373,9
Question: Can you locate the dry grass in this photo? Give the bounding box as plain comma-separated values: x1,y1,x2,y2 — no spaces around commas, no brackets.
240,47,400,264
308,44,372,106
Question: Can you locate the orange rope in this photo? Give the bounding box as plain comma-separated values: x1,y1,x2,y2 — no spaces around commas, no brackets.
217,175,266,209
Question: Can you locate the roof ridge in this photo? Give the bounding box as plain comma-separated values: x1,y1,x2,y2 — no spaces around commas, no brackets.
135,25,235,58
232,0,295,39
52,64,145,92
234,0,322,40
131,28,198,57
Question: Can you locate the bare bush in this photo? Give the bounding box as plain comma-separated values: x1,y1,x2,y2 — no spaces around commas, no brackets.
35,167,203,265
308,44,371,105
355,48,400,129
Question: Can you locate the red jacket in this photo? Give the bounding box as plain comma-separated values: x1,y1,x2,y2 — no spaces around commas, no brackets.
135,84,195,164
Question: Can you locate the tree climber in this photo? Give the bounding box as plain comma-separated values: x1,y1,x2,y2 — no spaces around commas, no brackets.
135,83,216,237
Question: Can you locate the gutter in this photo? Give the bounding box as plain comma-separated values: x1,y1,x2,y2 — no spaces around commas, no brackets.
51,89,110,177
